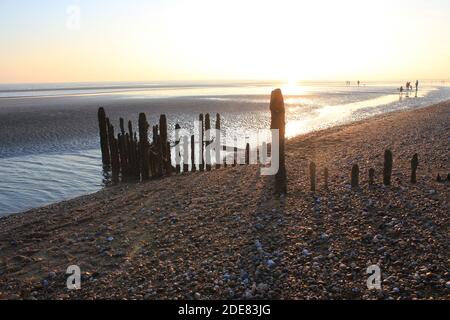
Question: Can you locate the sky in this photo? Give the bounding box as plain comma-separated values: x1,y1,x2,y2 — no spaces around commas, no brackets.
0,0,449,84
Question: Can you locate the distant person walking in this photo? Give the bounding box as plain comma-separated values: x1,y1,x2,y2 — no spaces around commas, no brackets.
415,80,419,91
357,80,360,87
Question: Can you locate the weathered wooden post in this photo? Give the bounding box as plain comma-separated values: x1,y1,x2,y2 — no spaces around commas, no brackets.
199,114,205,171
118,133,128,179
205,114,211,171
270,89,287,194
159,115,171,175
369,168,375,186
309,162,316,192
324,167,329,189
166,141,172,176
191,135,196,172
139,113,150,181
183,136,189,173
216,113,221,169
233,137,238,167
411,153,418,183
245,143,250,165
383,149,393,186
97,108,110,167
108,123,120,182
175,124,181,174
351,164,359,188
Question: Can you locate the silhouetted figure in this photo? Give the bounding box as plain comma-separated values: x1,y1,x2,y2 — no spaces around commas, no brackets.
415,80,419,91
357,80,360,87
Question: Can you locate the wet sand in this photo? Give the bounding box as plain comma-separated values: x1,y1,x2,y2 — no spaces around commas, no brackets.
0,100,448,300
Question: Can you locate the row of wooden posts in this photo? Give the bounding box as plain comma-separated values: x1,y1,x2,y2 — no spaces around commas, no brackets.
97,108,261,183
308,150,420,191
98,89,439,194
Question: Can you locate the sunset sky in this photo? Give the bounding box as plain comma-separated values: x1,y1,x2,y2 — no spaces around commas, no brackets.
1,0,449,84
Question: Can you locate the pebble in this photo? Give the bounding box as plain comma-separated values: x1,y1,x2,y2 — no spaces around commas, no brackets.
266,260,276,268
107,236,114,242
194,292,201,300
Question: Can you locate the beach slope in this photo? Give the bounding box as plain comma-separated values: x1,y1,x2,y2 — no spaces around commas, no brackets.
0,101,449,300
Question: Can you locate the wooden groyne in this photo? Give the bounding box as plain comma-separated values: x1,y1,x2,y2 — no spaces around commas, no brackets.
98,89,430,191
97,109,260,183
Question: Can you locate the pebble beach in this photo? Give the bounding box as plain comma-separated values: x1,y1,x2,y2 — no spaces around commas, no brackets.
0,100,448,300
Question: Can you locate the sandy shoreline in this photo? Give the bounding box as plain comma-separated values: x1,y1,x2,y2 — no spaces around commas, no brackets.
0,101,449,300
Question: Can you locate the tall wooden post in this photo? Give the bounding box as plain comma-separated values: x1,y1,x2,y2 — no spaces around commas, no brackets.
215,113,221,169
98,108,110,167
270,89,287,194
199,114,205,171
108,123,120,182
191,135,197,172
245,143,250,165
175,124,181,174
139,113,150,181
205,114,211,171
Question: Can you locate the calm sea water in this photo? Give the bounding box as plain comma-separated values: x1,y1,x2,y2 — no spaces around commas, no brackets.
0,80,449,216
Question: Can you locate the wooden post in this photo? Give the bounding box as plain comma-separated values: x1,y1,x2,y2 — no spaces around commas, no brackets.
127,121,138,180
270,89,287,194
139,113,150,181
245,143,250,165
324,167,329,189
183,136,189,173
97,108,110,167
159,115,170,175
166,141,172,176
199,114,204,171
108,123,120,182
351,164,359,188
118,133,128,180
309,162,316,192
383,149,393,186
411,153,418,183
133,132,140,179
175,124,181,174
205,114,211,171
191,135,196,172
369,168,375,186
233,137,238,167
215,113,221,169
